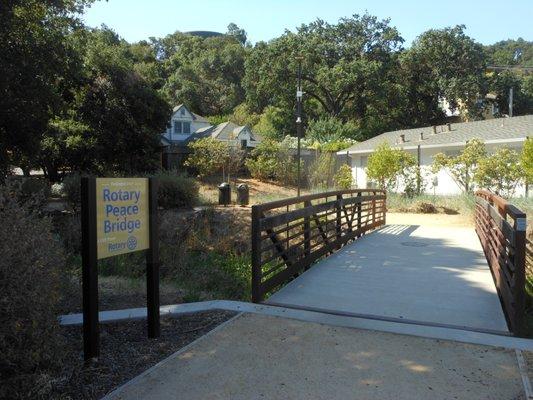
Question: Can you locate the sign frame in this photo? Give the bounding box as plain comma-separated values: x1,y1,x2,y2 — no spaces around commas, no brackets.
81,177,160,360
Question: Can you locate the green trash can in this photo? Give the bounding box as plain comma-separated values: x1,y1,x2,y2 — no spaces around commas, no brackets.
218,182,231,206
236,183,249,206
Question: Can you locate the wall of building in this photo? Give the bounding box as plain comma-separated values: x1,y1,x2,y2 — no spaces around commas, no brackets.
162,108,211,143
350,141,527,197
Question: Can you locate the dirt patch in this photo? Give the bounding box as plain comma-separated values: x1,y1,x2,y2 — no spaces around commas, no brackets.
199,178,305,206
59,276,186,315
387,212,474,228
44,310,237,399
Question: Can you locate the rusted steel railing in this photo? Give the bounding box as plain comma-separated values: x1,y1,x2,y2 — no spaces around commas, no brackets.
475,190,527,336
251,189,386,303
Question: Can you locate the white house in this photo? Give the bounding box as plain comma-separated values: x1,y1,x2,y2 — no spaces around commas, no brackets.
339,115,533,196
161,104,261,149
161,104,212,143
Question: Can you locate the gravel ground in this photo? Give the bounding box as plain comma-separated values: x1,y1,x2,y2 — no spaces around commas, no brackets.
48,310,237,399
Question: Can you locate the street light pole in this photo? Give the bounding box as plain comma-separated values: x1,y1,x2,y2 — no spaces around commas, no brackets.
296,56,303,197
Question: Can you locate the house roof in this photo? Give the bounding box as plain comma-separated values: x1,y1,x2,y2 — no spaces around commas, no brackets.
341,115,533,154
172,104,210,124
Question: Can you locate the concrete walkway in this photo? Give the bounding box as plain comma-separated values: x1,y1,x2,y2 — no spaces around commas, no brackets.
267,224,509,334
104,313,525,400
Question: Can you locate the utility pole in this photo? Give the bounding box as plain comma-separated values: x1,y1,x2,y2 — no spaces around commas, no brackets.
509,87,514,117
295,56,303,197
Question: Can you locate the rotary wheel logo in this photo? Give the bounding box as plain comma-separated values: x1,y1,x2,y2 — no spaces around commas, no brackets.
127,236,137,251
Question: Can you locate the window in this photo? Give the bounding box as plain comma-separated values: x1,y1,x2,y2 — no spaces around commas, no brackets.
241,139,247,149
180,108,186,116
173,121,182,134
183,122,191,134
360,156,367,168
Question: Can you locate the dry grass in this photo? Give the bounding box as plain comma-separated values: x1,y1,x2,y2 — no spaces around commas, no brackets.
198,178,313,206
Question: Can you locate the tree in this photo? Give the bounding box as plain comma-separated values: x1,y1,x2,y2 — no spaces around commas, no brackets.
432,138,486,192
185,138,229,177
474,147,522,197
43,27,171,176
245,140,299,185
306,117,362,142
243,14,404,136
521,138,533,184
484,38,533,67
366,142,416,189
0,0,93,177
252,106,290,139
486,71,533,117
161,33,247,115
226,23,247,45
334,164,354,189
405,25,486,119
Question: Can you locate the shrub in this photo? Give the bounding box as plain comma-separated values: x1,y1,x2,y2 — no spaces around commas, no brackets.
0,182,65,399
156,171,199,209
334,164,354,189
306,117,362,142
309,152,336,189
62,173,81,211
522,138,533,184
245,140,299,185
367,142,416,189
474,147,522,197
432,138,486,193
185,137,229,178
414,201,438,214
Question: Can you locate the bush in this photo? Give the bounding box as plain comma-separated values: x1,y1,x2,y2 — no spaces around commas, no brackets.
334,164,354,189
185,138,229,178
156,171,199,209
414,201,438,214
308,152,336,189
245,140,300,186
0,182,65,399
367,142,416,190
62,173,81,211
306,116,362,142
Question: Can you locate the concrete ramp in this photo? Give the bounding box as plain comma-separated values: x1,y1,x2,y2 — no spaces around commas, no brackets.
104,313,523,400
267,224,508,334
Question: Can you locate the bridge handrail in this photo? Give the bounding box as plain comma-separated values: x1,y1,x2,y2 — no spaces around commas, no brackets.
251,189,386,302
474,189,527,336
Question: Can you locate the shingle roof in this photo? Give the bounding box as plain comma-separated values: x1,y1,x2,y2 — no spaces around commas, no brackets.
171,104,210,123
210,121,253,140
342,115,533,154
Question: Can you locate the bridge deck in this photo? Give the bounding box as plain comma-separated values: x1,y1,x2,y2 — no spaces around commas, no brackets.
267,224,509,334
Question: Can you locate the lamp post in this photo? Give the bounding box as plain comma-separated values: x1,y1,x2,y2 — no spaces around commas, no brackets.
295,56,303,197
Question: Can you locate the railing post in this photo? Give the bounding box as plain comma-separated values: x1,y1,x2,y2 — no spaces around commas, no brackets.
383,191,387,225
372,191,376,226
336,194,342,242
357,192,362,237
304,200,311,260
251,205,263,303
512,208,527,337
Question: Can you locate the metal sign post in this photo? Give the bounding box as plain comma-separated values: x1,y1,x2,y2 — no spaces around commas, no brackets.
81,177,160,360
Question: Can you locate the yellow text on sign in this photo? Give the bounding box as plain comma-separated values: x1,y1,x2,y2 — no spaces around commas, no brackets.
96,178,150,259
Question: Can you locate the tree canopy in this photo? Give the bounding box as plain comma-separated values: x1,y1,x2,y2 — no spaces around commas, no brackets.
1,6,532,180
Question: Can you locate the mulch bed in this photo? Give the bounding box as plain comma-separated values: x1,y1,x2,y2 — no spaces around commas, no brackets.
49,310,237,399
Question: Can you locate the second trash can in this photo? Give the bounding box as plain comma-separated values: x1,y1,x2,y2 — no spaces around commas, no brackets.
236,183,249,206
218,182,231,206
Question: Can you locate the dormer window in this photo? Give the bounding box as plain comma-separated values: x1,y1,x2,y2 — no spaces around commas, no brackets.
173,120,191,135
173,121,181,134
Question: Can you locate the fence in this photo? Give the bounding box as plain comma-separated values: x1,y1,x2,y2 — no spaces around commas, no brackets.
474,190,527,336
251,189,386,302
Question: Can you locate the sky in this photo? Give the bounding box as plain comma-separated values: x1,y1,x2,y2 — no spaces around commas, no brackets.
81,0,533,46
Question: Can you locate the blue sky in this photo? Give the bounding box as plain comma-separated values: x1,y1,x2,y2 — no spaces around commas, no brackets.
82,0,533,46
